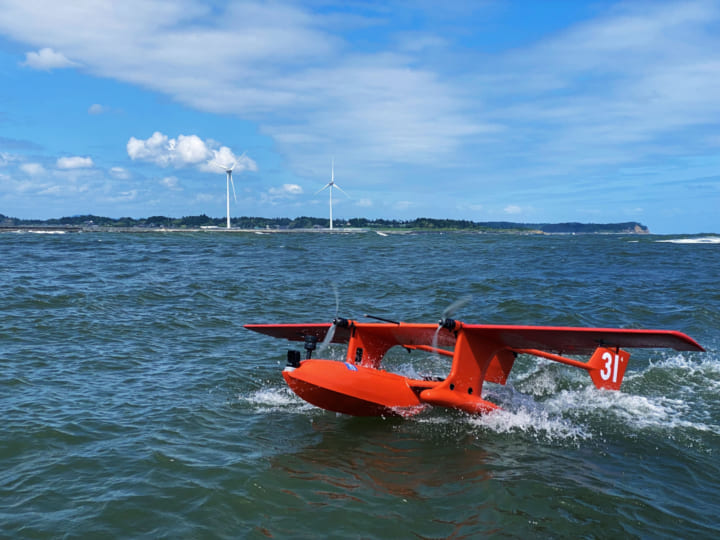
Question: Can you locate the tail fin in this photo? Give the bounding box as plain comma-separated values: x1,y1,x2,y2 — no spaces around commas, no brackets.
588,347,630,390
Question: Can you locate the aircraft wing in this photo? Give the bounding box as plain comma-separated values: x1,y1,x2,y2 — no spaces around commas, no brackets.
243,322,457,347
245,322,703,354
460,324,704,354
244,323,351,343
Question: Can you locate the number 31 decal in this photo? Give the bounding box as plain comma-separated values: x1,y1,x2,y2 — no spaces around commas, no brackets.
590,347,630,390
600,351,621,383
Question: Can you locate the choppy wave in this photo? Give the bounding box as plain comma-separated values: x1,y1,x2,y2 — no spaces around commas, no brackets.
239,387,316,414
3,231,719,538
467,405,591,441
241,351,719,448
657,236,720,244
12,230,68,235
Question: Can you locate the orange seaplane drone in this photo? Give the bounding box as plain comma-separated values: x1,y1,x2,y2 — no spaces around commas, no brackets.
245,308,703,417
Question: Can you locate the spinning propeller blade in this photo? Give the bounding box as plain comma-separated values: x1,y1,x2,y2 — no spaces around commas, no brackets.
440,295,473,326
433,295,473,358
318,282,341,352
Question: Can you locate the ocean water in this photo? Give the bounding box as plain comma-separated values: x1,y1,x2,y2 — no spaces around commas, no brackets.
1,230,718,538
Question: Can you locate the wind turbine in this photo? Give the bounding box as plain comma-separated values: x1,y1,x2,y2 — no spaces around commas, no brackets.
316,160,348,230
211,160,238,229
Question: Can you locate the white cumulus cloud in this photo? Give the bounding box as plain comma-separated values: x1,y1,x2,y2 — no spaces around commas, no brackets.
57,156,93,169
127,132,176,166
172,134,209,165
269,183,303,198
127,131,257,173
22,47,76,70
208,146,258,174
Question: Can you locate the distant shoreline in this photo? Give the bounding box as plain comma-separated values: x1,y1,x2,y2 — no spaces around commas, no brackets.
1,224,650,235
0,214,651,235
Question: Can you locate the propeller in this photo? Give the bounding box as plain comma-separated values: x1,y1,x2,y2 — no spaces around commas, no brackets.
317,282,341,353
438,294,472,329
432,295,473,358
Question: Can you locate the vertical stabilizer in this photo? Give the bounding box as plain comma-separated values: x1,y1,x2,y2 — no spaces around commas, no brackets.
588,347,631,390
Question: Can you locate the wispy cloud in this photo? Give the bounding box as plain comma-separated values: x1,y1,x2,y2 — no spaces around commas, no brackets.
57,156,93,169
7,0,714,191
269,184,303,198
160,176,181,190
0,1,485,173
473,0,720,175
88,103,107,115
109,190,138,202
109,167,130,179
20,162,45,176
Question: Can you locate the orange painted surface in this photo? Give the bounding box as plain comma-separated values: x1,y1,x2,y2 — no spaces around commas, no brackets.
282,360,432,417
246,320,703,417
587,347,631,390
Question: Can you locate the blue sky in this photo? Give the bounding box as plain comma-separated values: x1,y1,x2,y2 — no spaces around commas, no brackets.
1,0,718,234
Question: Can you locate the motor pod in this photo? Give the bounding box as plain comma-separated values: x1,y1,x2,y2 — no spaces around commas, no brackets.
439,318,461,332
333,317,351,328
286,350,301,369
304,335,318,359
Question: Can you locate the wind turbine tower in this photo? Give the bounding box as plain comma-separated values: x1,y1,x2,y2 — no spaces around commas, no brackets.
316,160,348,230
212,161,238,229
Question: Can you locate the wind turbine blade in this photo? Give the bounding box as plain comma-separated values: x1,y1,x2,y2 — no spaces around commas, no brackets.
230,174,238,203
315,183,331,195
210,160,228,171
333,183,350,198
229,161,237,172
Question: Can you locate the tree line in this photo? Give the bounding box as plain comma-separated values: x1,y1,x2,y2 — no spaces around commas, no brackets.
0,213,649,233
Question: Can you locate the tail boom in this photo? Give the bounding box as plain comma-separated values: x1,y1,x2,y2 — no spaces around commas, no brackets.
514,346,631,391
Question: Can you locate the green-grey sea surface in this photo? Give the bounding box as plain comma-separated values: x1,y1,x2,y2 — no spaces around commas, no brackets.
1,231,718,538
